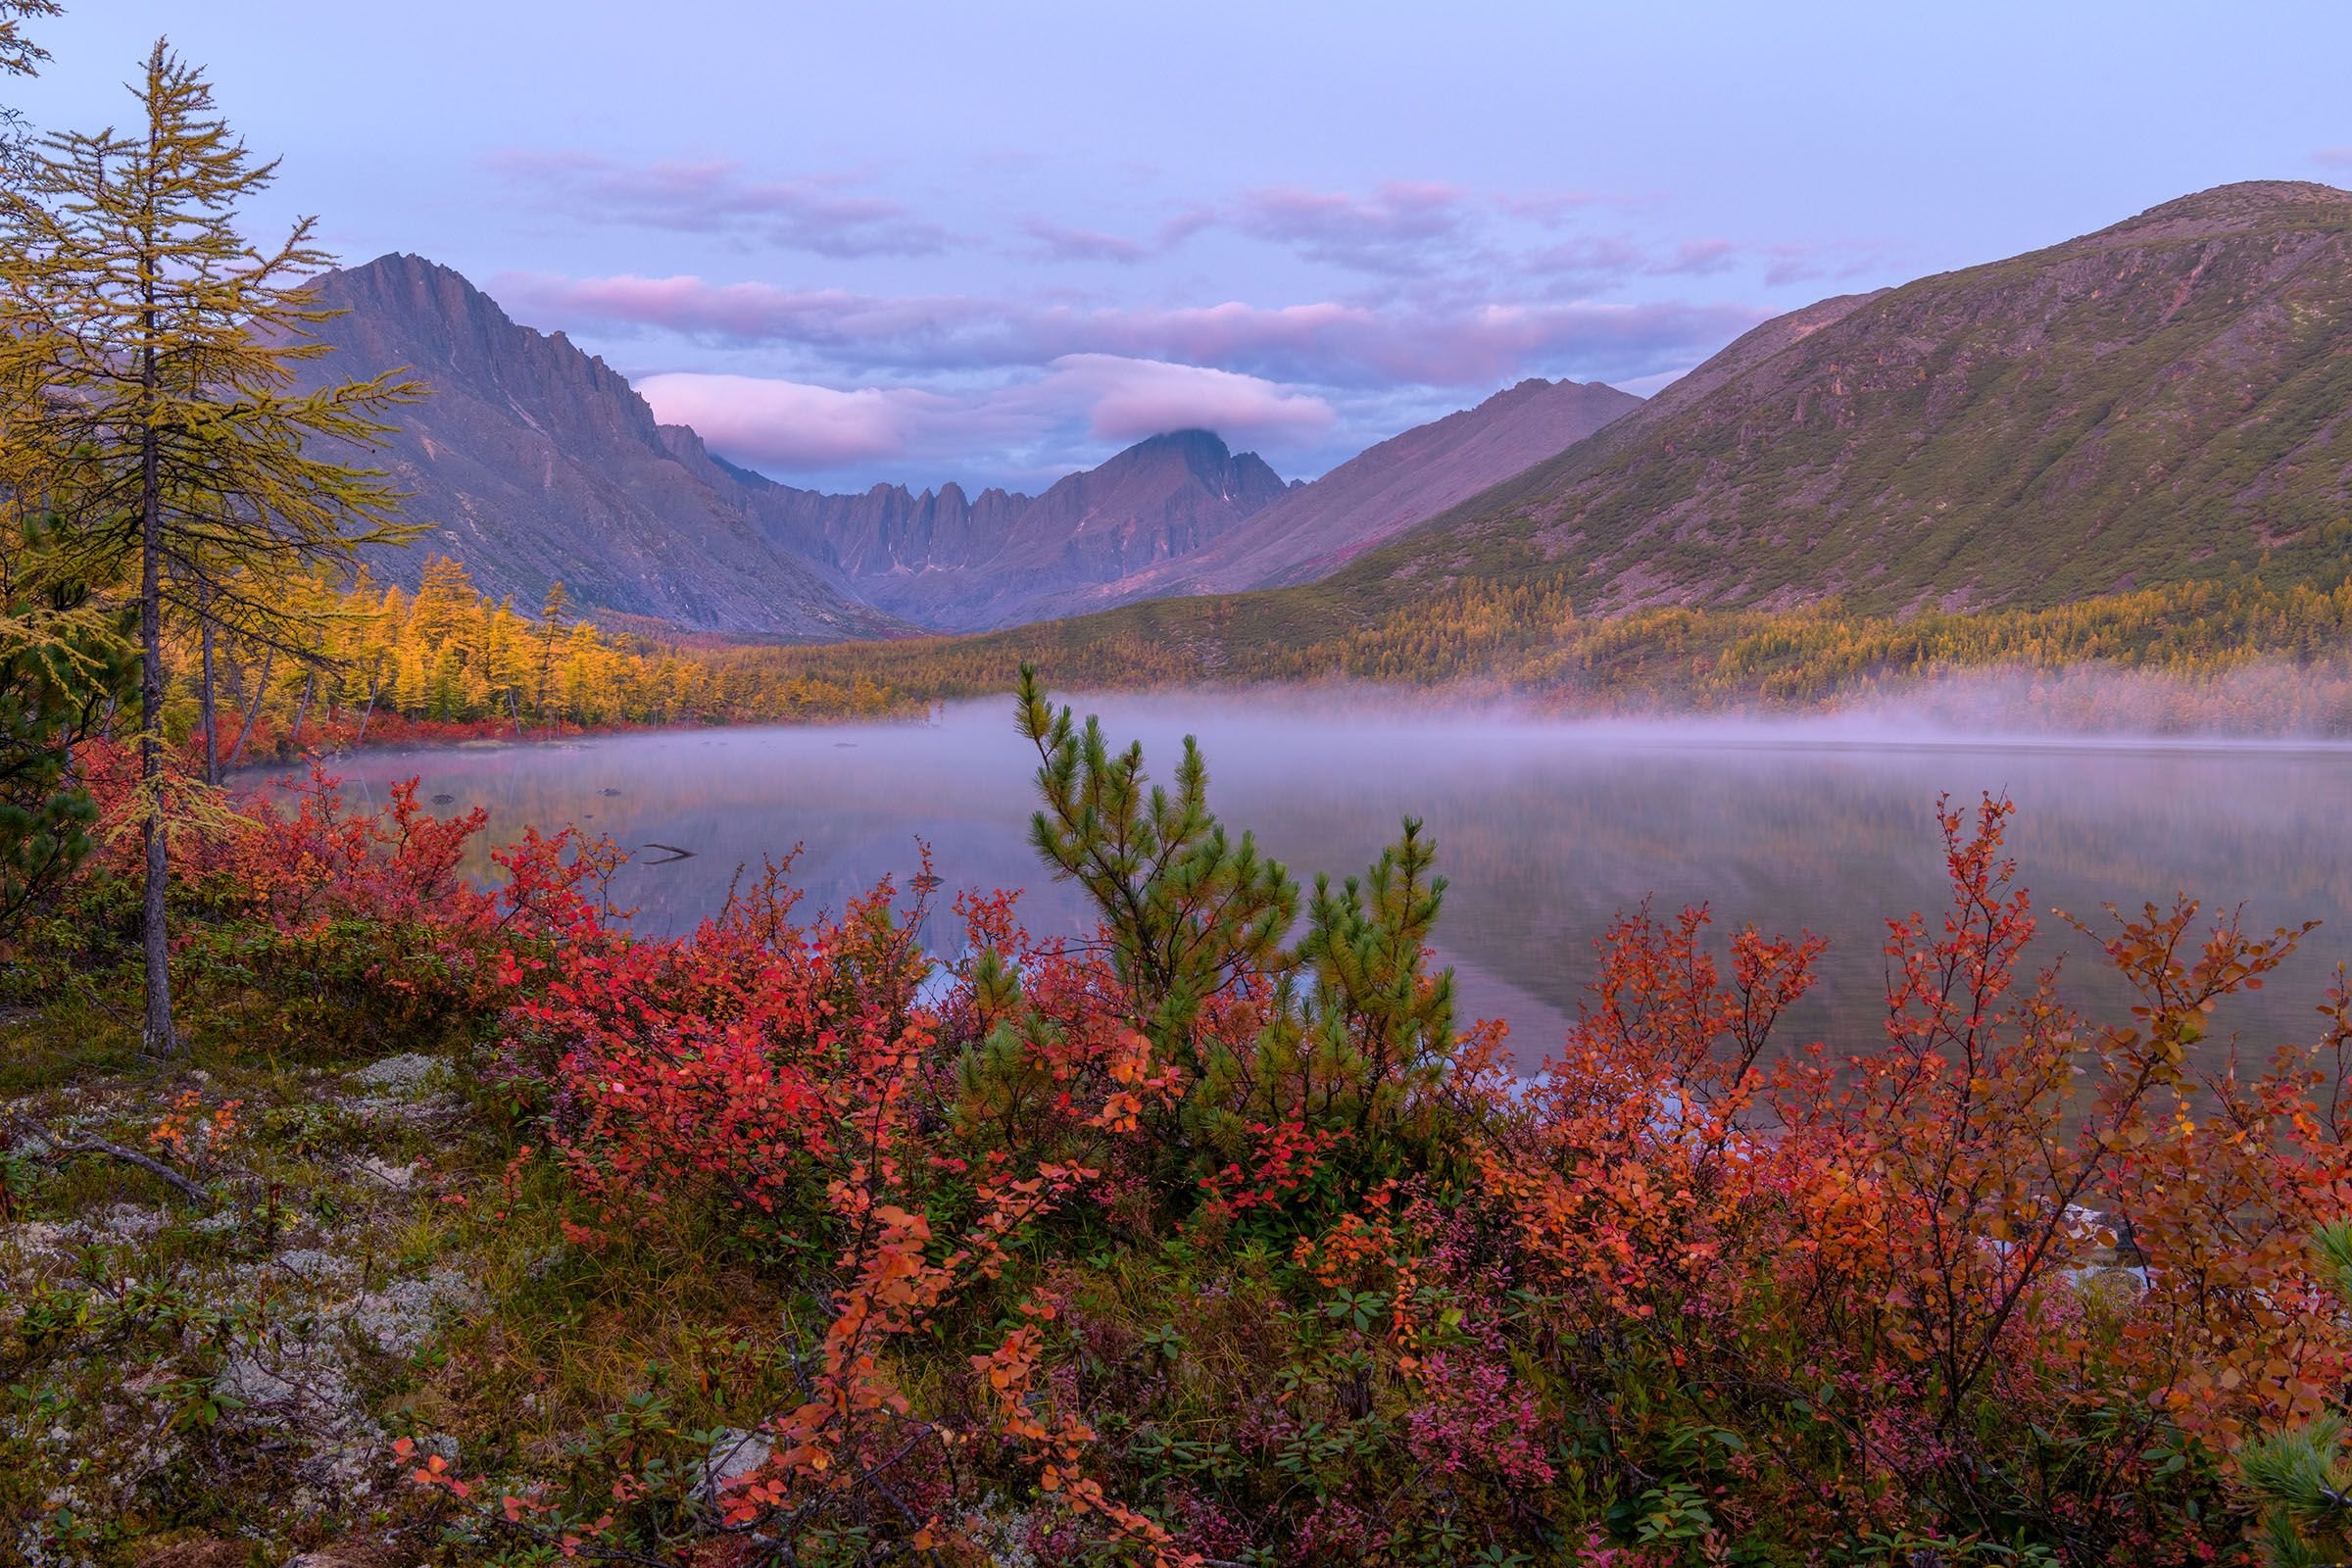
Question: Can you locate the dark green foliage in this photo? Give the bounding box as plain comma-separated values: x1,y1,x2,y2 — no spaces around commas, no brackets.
1269,817,1457,1138
1017,661,1298,1066
1012,667,1462,1200
0,517,131,938
2238,1222,2352,1566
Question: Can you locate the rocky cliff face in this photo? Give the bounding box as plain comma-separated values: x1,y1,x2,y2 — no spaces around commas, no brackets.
717,429,1294,631
302,254,1665,638
1340,180,2352,616
299,255,905,638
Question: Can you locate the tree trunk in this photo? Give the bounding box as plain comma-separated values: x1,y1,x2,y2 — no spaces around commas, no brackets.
287,671,315,753
138,129,175,1057
353,678,379,749
224,646,274,771
139,362,174,1056
198,586,219,787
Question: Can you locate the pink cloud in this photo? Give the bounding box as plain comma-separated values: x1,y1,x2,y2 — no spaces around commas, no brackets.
1218,180,1476,272
1526,234,1742,288
493,270,1761,390
1493,189,1606,225
631,357,1330,476
484,150,952,258
1755,239,1895,288
2316,147,2352,171
1663,239,1738,275
635,372,950,467
1037,355,1335,444
1017,217,1152,264
1232,181,1468,242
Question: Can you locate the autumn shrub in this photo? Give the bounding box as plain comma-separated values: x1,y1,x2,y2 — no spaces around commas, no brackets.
34,678,2352,1565
7,743,610,1055
436,678,2352,1565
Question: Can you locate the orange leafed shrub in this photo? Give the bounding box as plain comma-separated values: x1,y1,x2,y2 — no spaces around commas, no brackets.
71,699,2352,1563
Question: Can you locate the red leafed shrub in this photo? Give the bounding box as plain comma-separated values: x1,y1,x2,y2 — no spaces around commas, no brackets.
485,708,2352,1564
109,677,2351,1565
1474,795,2352,1555
52,742,613,1048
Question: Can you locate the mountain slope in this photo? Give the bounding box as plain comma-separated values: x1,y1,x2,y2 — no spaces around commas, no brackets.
1081,377,1641,609
299,254,906,638
724,430,1294,631
299,258,1653,639
1329,180,2352,617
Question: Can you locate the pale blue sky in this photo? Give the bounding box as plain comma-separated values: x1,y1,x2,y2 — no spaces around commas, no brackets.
13,1,2350,490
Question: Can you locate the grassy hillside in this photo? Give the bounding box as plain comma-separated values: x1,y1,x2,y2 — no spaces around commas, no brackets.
1319,180,2352,617
713,565,2352,732
708,183,2352,723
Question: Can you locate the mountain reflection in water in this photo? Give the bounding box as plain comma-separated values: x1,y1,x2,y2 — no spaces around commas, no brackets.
315,698,2352,1074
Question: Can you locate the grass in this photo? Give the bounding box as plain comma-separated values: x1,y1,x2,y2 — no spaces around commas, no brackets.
0,950,822,1565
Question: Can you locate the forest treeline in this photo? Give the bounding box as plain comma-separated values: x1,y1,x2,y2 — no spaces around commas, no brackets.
162,557,899,760
183,564,2352,764
704,567,2352,723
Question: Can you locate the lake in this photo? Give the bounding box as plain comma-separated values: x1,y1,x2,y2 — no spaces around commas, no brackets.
314,695,2352,1072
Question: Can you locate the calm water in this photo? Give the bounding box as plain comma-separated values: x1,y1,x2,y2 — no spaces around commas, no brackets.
312,698,2352,1072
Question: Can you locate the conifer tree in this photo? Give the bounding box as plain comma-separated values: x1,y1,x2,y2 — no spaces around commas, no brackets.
2,40,421,1052
535,578,569,726
1016,662,1298,1067
0,0,126,940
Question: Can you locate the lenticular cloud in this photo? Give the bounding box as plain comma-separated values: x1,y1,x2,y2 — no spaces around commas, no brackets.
634,356,1332,477
1040,354,1335,444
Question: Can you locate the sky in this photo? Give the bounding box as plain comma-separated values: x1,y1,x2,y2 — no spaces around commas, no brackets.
12,1,2352,494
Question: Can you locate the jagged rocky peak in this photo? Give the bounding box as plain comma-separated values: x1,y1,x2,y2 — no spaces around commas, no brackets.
292,254,905,638
1075,428,1289,503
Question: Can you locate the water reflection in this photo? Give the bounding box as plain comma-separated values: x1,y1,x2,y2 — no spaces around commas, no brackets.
312,698,2352,1072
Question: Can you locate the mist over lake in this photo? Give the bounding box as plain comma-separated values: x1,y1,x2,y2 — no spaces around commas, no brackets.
315,695,2352,1070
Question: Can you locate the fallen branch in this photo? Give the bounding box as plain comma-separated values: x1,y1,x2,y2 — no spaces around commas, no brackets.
5,1112,215,1208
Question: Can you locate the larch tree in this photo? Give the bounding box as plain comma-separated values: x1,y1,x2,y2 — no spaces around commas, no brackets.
535,577,569,727
3,39,422,1053
0,0,128,941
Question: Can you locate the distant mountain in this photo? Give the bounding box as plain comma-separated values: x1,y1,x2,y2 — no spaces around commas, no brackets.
299,255,1713,638
302,257,1661,637
1083,377,1640,609
1331,180,2352,616
299,254,906,638
719,429,1295,632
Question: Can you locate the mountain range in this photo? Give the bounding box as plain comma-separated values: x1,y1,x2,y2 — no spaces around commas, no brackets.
302,255,1639,636
308,180,2352,655
717,428,1294,632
